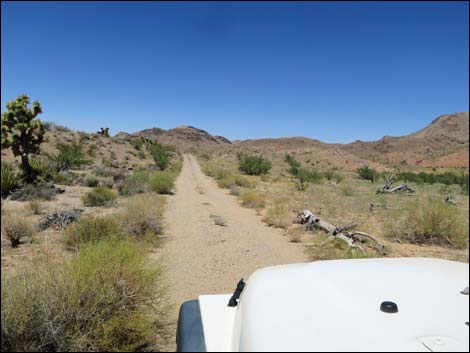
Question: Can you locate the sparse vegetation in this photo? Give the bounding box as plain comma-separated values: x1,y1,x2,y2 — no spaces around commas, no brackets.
1,238,167,352
10,182,60,201
82,186,117,207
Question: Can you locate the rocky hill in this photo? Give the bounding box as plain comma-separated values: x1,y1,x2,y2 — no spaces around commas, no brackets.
115,125,231,149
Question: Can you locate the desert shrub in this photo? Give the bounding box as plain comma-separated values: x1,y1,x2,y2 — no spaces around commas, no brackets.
324,169,335,181
150,143,171,171
239,191,267,209
285,154,301,176
119,170,152,195
83,173,100,187
200,153,210,161
357,166,380,182
387,198,468,248
1,162,21,197
1,238,167,352
148,172,175,194
334,174,344,184
28,155,57,181
64,216,124,249
87,143,97,157
110,150,117,160
51,170,80,185
263,204,291,228
10,182,60,201
239,155,271,175
27,200,42,215
295,168,323,190
82,187,117,207
50,142,89,170
120,194,165,238
397,171,468,187
340,183,355,196
1,213,34,247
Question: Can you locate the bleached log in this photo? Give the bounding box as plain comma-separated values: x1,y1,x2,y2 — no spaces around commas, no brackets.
296,210,383,252
378,176,414,194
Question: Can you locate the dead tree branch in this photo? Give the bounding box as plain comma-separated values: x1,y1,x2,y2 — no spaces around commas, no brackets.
378,175,414,194
297,210,384,253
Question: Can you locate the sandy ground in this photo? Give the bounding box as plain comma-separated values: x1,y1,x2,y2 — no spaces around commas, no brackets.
159,154,308,350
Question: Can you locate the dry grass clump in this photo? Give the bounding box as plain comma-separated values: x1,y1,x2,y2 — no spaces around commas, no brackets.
340,183,355,196
287,228,302,243
263,203,292,229
1,239,168,352
306,234,376,261
82,187,117,207
386,198,468,248
64,215,124,249
120,194,165,239
1,213,34,247
27,200,43,215
239,190,267,209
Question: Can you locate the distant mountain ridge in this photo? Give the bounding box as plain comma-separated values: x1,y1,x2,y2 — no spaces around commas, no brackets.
115,112,469,168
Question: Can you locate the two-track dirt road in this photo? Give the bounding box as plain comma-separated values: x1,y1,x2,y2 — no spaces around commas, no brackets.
159,154,308,350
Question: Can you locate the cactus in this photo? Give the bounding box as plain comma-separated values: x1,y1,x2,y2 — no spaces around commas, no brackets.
1,95,45,181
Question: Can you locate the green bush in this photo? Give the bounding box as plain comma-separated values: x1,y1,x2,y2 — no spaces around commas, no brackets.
148,172,175,194
28,155,57,181
119,171,152,196
285,154,301,176
295,168,323,190
64,216,124,249
150,144,171,171
1,162,21,197
238,155,272,175
50,142,89,170
1,238,167,352
82,187,117,207
357,166,380,182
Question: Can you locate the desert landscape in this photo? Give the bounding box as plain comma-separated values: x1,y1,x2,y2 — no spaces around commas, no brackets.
1,95,468,351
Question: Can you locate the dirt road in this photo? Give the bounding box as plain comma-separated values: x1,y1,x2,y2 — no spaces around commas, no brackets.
160,154,307,349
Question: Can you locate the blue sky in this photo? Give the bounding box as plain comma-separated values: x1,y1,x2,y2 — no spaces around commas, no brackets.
1,1,468,143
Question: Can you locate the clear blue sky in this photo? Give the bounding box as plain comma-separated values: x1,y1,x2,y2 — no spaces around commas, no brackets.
1,1,468,143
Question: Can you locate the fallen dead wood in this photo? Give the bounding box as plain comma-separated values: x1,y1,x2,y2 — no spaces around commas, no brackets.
377,176,415,193
378,175,414,194
297,209,383,253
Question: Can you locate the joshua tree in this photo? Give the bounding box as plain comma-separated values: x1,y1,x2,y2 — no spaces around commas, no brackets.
97,127,110,137
1,95,45,181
